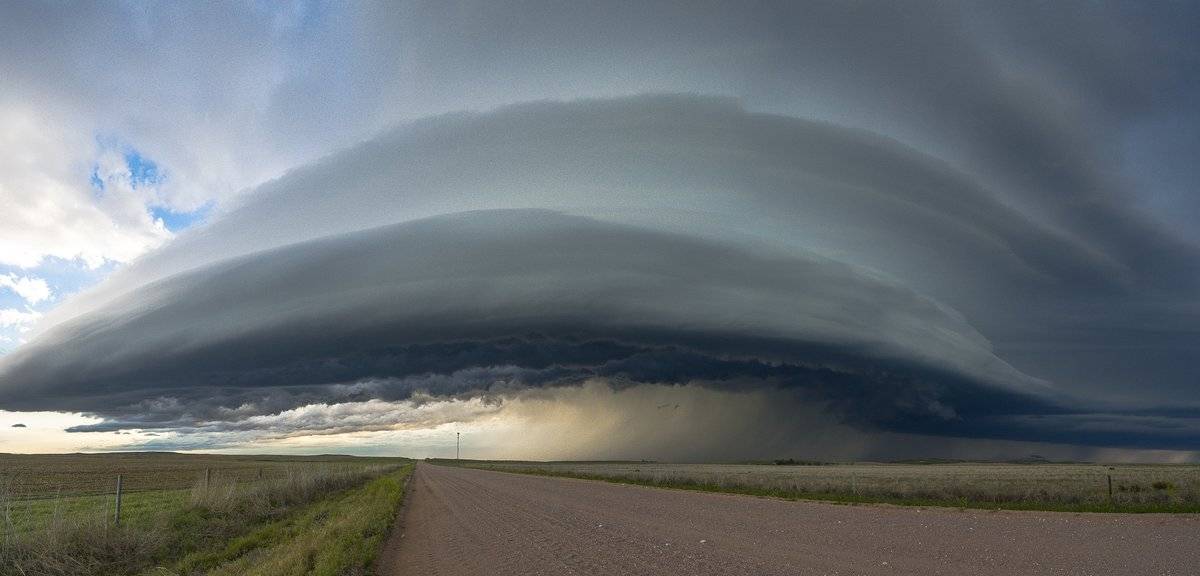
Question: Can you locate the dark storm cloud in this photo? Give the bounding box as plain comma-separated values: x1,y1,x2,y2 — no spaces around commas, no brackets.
4,209,1038,421
41,96,1198,404
0,202,1194,450
3,96,1199,453
2,0,1198,458
347,0,1200,252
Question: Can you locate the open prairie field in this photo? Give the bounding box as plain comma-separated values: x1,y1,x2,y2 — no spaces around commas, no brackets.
0,453,406,532
0,452,403,498
444,460,1200,512
1,453,413,576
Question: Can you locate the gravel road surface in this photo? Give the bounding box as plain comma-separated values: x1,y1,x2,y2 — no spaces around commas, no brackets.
375,463,1198,575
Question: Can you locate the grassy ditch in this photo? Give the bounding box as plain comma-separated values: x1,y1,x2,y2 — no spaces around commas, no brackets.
436,460,1200,513
165,464,412,576
1,461,410,576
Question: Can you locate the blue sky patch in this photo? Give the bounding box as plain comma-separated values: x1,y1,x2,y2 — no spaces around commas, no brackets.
152,202,214,233
0,257,118,355
124,149,162,188
90,136,167,194
89,167,105,192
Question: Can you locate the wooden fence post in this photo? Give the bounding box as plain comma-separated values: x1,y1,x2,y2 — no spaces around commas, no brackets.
114,474,123,526
1107,474,1113,503
205,468,211,491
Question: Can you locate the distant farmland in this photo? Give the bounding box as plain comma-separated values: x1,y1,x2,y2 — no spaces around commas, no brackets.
0,452,403,498
442,460,1200,512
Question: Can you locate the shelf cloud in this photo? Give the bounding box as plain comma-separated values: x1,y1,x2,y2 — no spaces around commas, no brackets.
2,96,1197,458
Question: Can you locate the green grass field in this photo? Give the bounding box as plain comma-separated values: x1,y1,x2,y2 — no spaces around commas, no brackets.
437,459,1200,513
3,489,189,534
0,453,409,537
0,453,413,576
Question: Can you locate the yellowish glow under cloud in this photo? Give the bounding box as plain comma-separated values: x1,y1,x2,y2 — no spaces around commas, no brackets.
4,385,1197,464
0,410,166,453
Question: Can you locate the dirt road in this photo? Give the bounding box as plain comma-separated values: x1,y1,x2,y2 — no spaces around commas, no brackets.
375,463,1198,575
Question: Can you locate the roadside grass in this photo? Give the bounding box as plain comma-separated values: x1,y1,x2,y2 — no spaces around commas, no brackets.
164,463,412,576
1,461,408,576
437,460,1200,513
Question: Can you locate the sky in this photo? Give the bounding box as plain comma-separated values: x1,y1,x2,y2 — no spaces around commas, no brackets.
0,1,1197,462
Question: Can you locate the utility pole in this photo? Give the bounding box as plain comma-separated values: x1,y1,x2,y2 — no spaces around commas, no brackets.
456,431,460,460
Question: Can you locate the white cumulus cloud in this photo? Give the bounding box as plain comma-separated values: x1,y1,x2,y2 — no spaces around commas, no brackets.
0,308,40,331
0,106,171,269
0,274,52,305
